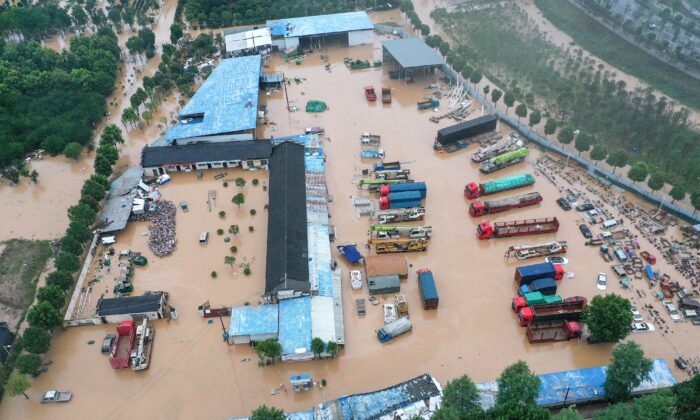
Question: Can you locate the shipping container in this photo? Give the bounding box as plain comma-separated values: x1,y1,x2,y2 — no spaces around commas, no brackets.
436,115,498,145
417,269,439,309
514,262,565,285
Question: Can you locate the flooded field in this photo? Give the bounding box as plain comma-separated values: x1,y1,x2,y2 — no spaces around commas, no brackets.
2,29,699,418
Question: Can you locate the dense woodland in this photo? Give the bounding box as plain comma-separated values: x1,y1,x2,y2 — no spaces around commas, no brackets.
432,4,700,194
183,0,396,27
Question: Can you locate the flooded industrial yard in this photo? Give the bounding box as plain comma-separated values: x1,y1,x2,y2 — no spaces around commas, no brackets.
1,4,699,419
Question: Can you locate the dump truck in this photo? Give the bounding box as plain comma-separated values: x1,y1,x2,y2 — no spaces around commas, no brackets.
374,161,400,171
377,208,426,224
526,320,581,343
109,320,136,369
365,86,377,101
515,262,565,285
370,238,428,253
380,182,427,198
469,192,542,217
518,278,558,296
464,173,535,199
417,269,439,309
436,115,497,147
477,217,559,240
517,296,588,326
382,87,392,104
377,317,413,343
471,135,523,163
505,241,568,260
379,191,423,210
370,225,432,240
479,147,529,174
512,292,563,312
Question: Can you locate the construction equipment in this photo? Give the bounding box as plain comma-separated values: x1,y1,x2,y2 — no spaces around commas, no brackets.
417,99,439,110
369,238,428,253
376,208,426,224
480,147,529,174
505,241,568,260
469,192,542,217
477,217,559,240
395,293,409,318
465,173,535,199
471,134,523,163
370,225,432,240
374,169,411,181
361,132,381,146
130,319,155,371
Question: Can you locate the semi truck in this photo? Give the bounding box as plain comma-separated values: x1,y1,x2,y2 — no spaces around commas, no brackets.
380,182,427,198
511,292,562,312
471,135,523,163
477,217,559,240
515,262,565,285
417,269,439,309
379,191,423,210
109,320,136,369
370,225,432,240
464,173,535,199
469,192,542,217
370,238,428,253
505,241,568,260
517,296,588,326
526,320,581,343
479,147,529,174
518,278,558,296
374,169,410,181
377,208,426,224
359,179,407,193
377,317,413,343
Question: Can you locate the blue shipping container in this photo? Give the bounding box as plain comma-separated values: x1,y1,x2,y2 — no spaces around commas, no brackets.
387,182,427,198
390,200,423,209
388,191,423,202
519,278,557,296
515,262,556,285
417,270,439,309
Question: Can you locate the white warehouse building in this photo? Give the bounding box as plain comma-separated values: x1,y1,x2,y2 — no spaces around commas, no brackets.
267,11,374,51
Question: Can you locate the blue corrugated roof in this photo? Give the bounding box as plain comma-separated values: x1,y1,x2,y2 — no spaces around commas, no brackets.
278,297,312,355
267,12,373,39
477,358,676,409
229,304,278,336
165,56,261,141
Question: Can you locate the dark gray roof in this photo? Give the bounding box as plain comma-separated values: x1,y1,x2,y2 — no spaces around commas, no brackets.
109,167,143,196
98,192,136,233
140,140,273,168
97,292,165,316
265,142,309,296
383,38,444,69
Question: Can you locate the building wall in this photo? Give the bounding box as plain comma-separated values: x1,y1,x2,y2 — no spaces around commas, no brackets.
144,159,269,177
285,36,300,50
348,29,374,46
271,38,286,51
104,311,160,324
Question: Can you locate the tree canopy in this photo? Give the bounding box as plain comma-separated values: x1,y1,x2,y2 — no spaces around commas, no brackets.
627,162,649,184
437,375,483,418
603,342,653,402
582,294,632,343
496,360,541,406
250,405,285,420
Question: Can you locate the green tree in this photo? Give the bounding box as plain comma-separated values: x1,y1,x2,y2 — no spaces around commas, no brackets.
55,252,80,273
491,89,502,106
22,327,52,354
311,337,325,357
251,405,285,420
121,107,138,128
582,294,633,343
627,162,649,184
97,144,119,165
528,110,542,133
228,224,240,237
326,341,339,358
515,103,528,123
235,177,246,189
16,354,42,376
558,125,575,149
66,220,92,243
469,69,483,86
5,372,30,399
553,407,584,419
126,36,145,59
606,151,629,175
170,22,183,44
669,185,686,203
46,271,74,292
27,301,63,330
71,5,88,29
94,154,113,177
37,285,66,310
544,119,557,140
495,360,541,406
603,341,653,402
254,339,282,364
63,143,82,160
692,190,700,215
647,172,665,192
68,204,96,225
483,85,490,95
224,256,236,268
142,110,153,126
596,389,675,419
574,133,593,156
439,375,482,418
672,373,700,419
590,145,608,166
232,193,245,208
503,92,515,115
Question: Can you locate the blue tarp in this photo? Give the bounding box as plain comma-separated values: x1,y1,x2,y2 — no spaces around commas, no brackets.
645,265,655,280
278,297,312,356
267,12,373,39
229,305,279,337
165,56,261,142
337,245,362,264
477,359,676,409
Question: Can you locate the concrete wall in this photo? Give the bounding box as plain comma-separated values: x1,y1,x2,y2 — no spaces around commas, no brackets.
64,233,100,326
104,311,161,325
285,36,299,50
348,29,374,46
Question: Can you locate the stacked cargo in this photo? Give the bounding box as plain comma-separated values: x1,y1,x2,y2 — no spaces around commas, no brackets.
417,269,439,310
378,182,427,210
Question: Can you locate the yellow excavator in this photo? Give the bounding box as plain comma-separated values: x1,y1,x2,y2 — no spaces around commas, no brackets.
368,238,428,253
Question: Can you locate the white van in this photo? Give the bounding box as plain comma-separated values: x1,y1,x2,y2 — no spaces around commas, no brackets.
199,232,209,245
602,219,619,229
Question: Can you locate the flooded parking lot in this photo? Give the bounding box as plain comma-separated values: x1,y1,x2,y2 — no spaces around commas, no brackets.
2,15,700,420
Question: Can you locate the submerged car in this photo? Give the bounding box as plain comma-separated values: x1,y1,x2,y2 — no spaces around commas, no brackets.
101,334,116,353
663,301,683,322
631,323,655,332
575,203,595,212
579,224,593,239
556,198,572,211
631,306,643,322
596,273,608,290
546,256,569,265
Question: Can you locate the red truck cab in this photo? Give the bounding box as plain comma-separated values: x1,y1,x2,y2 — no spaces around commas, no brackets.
469,200,486,217
464,182,481,199
477,221,493,240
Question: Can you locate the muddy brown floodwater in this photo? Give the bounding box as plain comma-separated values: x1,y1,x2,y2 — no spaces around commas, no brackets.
2,12,699,420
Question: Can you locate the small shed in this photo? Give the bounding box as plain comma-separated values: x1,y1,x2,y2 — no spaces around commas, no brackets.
229,304,279,344
367,275,401,296
364,255,408,279
382,38,444,79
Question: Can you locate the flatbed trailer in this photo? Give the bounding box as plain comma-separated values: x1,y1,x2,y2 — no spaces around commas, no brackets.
526,320,581,343
478,217,559,240
376,208,426,224
370,238,428,253
469,192,542,217
471,136,522,163
130,319,155,371
505,241,568,260
370,225,432,240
